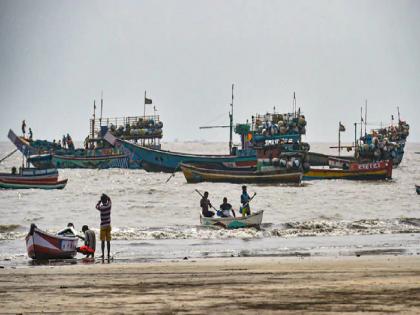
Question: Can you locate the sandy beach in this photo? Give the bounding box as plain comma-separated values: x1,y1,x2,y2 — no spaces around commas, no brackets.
1,255,420,314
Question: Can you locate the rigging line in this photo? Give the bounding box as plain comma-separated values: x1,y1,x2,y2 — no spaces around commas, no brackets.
200,111,229,126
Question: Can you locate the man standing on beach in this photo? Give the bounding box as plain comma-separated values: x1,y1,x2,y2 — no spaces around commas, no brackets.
96,194,112,259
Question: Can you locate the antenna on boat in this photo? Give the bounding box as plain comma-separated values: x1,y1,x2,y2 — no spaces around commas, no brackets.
92,100,96,139
293,92,296,117
360,106,363,140
198,84,236,154
397,106,400,122
364,99,367,136
229,83,234,155
100,91,103,127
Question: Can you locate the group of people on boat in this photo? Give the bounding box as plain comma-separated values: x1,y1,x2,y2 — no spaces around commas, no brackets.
21,120,33,141
200,185,252,218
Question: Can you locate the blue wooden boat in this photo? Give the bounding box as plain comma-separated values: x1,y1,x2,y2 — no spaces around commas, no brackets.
8,129,129,169
104,131,256,173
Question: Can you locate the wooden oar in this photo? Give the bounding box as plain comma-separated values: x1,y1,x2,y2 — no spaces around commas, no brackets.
194,189,218,211
0,148,18,164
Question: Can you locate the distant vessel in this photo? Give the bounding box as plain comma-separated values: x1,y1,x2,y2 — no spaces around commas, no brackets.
308,106,409,167
8,129,129,169
303,160,393,181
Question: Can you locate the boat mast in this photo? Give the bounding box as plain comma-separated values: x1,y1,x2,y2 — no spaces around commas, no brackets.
338,121,341,156
364,100,367,136
360,106,363,140
91,100,96,139
229,84,234,155
100,91,103,127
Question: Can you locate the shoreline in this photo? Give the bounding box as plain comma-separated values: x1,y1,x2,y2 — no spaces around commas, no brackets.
1,255,420,314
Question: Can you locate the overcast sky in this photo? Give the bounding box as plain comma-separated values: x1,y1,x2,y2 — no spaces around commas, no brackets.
1,0,419,145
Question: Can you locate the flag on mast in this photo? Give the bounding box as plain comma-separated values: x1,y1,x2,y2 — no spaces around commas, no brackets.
339,122,346,132
145,97,153,104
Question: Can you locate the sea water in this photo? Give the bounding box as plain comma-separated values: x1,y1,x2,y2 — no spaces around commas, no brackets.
0,141,419,266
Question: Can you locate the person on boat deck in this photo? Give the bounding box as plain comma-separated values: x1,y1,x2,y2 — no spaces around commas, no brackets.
240,185,251,216
62,135,67,149
77,225,96,258
200,191,215,218
21,120,26,137
57,223,80,237
57,139,62,148
219,197,236,218
11,167,17,175
96,193,112,259
28,128,33,141
67,134,75,150
84,136,89,150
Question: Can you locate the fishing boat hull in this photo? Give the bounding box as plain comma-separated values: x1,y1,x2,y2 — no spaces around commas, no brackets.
26,224,78,260
180,163,302,184
200,210,264,229
303,161,392,180
104,132,256,173
0,179,68,189
51,154,129,169
0,168,58,183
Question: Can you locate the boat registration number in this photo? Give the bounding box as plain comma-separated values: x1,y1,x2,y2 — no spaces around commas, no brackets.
61,240,76,251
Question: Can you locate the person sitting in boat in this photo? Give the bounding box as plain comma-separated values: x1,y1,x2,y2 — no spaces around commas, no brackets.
57,222,80,237
77,225,96,258
240,185,251,216
28,128,33,141
219,197,236,218
200,191,215,218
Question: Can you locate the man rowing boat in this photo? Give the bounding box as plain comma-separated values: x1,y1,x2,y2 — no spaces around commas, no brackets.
200,191,215,217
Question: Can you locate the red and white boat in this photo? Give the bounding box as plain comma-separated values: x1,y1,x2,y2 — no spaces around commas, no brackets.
26,224,78,260
0,168,67,190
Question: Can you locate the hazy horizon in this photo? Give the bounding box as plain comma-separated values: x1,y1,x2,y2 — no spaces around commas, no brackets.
1,0,419,144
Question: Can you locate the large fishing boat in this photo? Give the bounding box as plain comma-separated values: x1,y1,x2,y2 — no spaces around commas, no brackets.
8,128,129,169
307,107,409,168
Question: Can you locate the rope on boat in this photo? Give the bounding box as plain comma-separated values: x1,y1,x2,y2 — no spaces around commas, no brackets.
0,148,18,164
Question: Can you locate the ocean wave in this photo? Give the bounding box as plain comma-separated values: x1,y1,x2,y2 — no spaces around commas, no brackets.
0,224,21,233
2,218,420,241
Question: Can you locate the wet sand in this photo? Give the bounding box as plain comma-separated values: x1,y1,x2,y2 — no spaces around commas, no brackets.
1,256,420,314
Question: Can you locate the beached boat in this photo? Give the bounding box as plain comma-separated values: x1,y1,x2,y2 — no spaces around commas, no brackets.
180,163,302,184
200,210,264,229
26,224,78,260
416,185,420,195
303,160,392,180
104,131,256,173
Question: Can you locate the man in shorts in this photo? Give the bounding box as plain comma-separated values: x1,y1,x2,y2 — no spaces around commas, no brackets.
96,194,112,259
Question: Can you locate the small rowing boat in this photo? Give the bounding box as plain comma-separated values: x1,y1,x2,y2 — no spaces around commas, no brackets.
0,167,68,190
416,185,420,195
304,160,392,180
0,179,68,190
26,224,78,260
200,210,264,229
180,163,302,184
